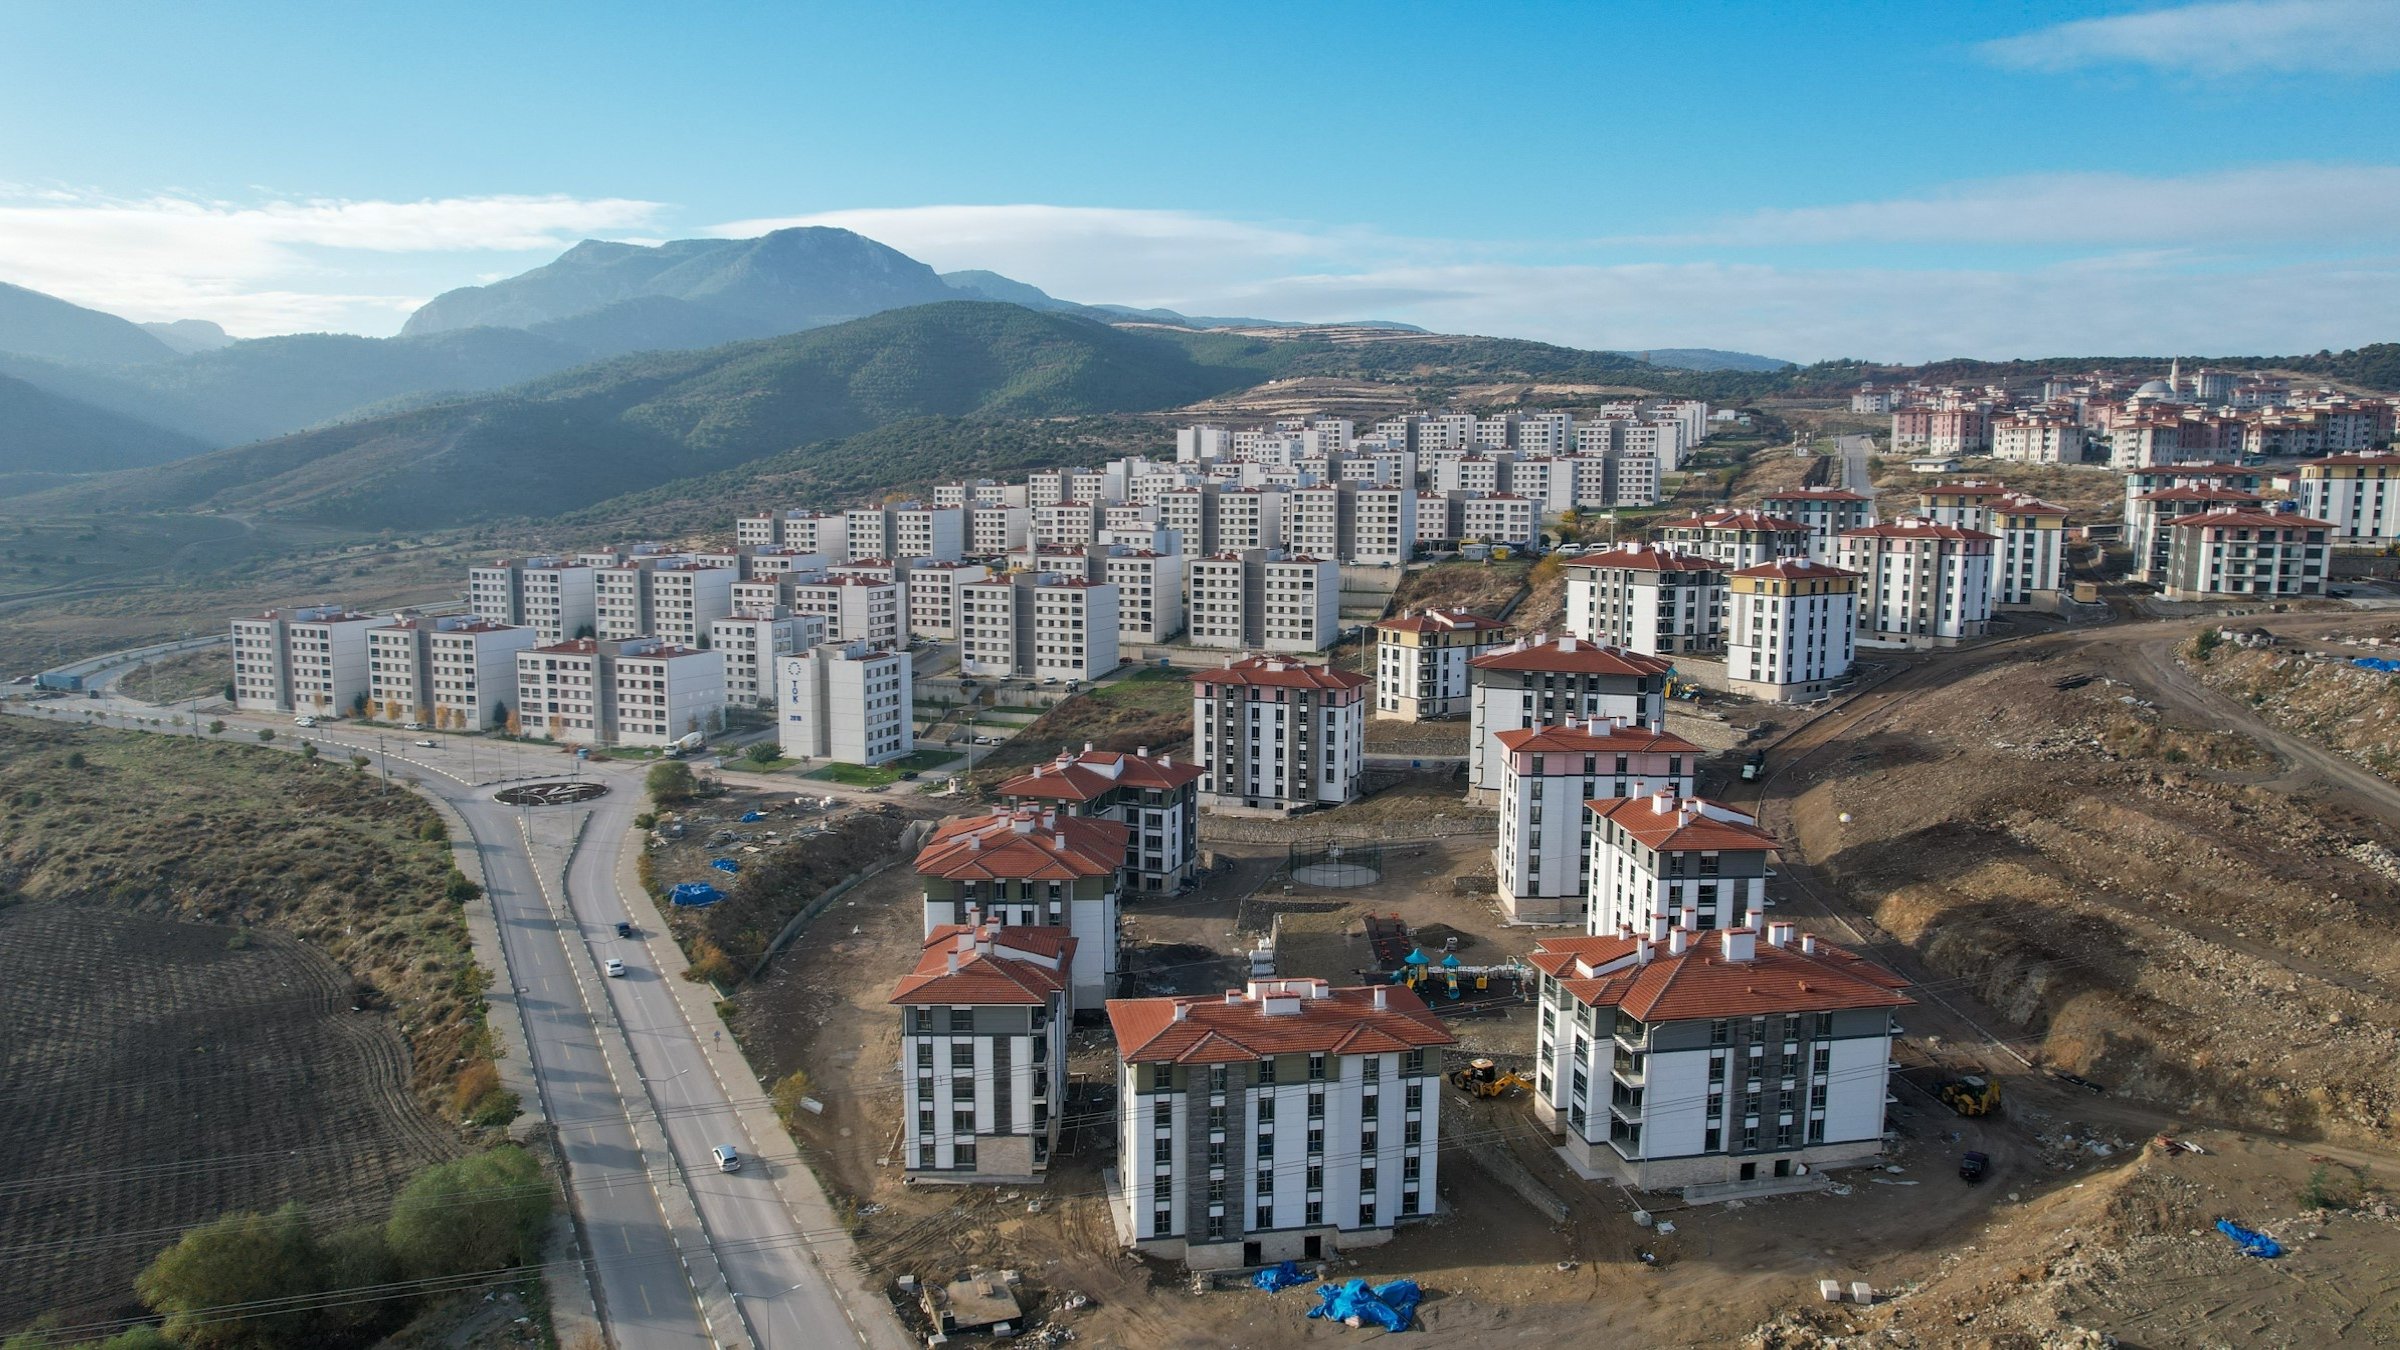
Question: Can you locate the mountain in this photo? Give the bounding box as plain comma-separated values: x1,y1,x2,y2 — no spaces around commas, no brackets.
25,302,1281,530
938,270,1427,333
940,270,1082,312
402,227,961,338
138,319,235,354
0,372,210,477
0,281,175,366
1629,347,1791,373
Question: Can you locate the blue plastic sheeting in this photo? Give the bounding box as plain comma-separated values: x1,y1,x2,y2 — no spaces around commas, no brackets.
1305,1278,1422,1332
2352,658,2400,673
669,883,724,907
2216,1219,2283,1259
1253,1261,1309,1293
711,858,740,873
740,810,766,822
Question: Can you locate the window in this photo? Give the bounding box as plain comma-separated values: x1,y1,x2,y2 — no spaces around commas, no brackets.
1257,1096,1275,1124
951,1043,974,1069
1154,1100,1172,1129
1153,1136,1174,1163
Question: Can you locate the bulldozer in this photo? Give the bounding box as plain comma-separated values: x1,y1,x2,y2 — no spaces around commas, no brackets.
1936,1073,2002,1117
1448,1058,1534,1100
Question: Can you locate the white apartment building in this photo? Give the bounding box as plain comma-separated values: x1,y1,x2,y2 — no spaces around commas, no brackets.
915,807,1128,1009
2164,509,2331,601
514,637,726,747
1726,560,1859,703
710,612,822,709
1177,425,1234,462
1108,979,1456,1270
893,504,966,561
1159,486,1218,556
905,561,992,640
893,923,1076,1184
1494,719,1699,924
1192,655,1369,815
2130,485,2263,582
469,558,598,644
1371,609,1510,720
2288,452,2400,542
643,563,736,648
231,605,381,715
777,639,914,764
2119,464,2265,531
970,504,1032,555
1185,552,1340,653
786,575,905,650
1286,485,1353,562
1758,490,1876,564
997,747,1205,894
1991,411,2085,464
1563,545,1727,656
1653,509,1812,570
1414,493,1455,547
1608,447,1662,507
845,505,895,562
1587,790,1777,936
1103,549,1187,644
1465,635,1671,795
1215,488,1286,553
1035,501,1104,548
367,616,535,729
774,511,850,561
1529,923,1908,1191
1349,486,1418,565
958,573,1121,681
1438,454,1506,495
1458,493,1539,548
1836,520,1996,646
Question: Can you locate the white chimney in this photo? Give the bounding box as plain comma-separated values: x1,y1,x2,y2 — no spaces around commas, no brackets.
1172,1003,1190,1023
1667,927,1689,956
1679,903,1697,930
1559,635,1577,653
1372,987,1388,1011
1651,789,1673,815
1768,921,1796,948
1137,745,1150,758
1800,934,1818,956
1649,914,1670,943
1720,928,1757,962
945,951,960,974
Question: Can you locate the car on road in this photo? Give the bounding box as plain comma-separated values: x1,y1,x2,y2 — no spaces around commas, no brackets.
293,715,319,728
1741,750,1766,782
712,1144,741,1172
900,770,920,780
615,920,634,938
413,739,436,748
1959,1150,1989,1183
974,735,997,745
604,958,627,978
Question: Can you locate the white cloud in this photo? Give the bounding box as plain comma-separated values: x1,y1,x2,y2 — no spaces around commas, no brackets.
0,191,668,335
1980,0,2400,75
1631,164,2400,249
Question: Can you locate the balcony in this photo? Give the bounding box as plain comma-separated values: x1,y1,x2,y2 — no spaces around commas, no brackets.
1610,1058,1646,1090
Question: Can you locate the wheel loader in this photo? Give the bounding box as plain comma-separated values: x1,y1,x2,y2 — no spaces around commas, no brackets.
1448,1057,1534,1100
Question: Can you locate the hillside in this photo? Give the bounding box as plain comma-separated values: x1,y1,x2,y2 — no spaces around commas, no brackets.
17,302,1276,529
0,371,211,475
0,280,174,366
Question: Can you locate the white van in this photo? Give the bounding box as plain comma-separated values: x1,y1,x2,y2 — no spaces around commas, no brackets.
712,1145,741,1173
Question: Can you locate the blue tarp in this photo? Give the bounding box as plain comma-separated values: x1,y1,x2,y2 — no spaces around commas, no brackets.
2352,658,2400,673
1305,1278,1422,1332
669,882,723,907
1253,1261,1309,1293
710,858,740,873
740,811,766,822
2216,1219,2283,1259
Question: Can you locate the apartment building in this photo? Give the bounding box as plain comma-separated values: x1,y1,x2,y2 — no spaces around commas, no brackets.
366,616,535,728
1348,486,1418,565
1458,492,1539,548
2120,464,2265,529
513,637,726,747
786,575,905,650
1106,978,1455,1269
915,807,1129,1008
231,605,381,715
1991,410,2085,464
777,639,913,764
959,573,1121,681
2288,452,2400,542
998,746,1205,893
1414,493,1455,548
1837,520,1996,646
1159,486,1219,556
644,563,736,647
1035,501,1104,548
1494,719,1699,923
1216,488,1286,553
1725,560,1859,703
1186,552,1340,653
2130,485,2263,582
1102,550,1187,645
1652,509,1812,570
2164,509,2331,601
1286,484,1354,562
1191,655,1369,815
1758,489,1876,564
1587,790,1777,936
1528,923,1908,1190
468,557,598,643
893,923,1076,1183
905,561,992,641
1371,608,1510,720
710,612,822,709
1465,635,1671,794
1917,484,2067,607
1562,545,1727,656
970,504,1033,556
893,503,967,562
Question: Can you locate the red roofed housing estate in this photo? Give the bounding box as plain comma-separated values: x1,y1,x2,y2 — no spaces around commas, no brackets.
1588,790,1779,936
2164,509,2331,601
1725,559,1859,703
1529,920,1909,1190
998,746,1204,892
1191,655,1369,815
1371,608,1511,721
1493,719,1700,924
1562,544,1727,656
916,808,1130,1007
1106,978,1457,1269
1465,635,1672,796
1835,518,1996,646
892,923,1076,1183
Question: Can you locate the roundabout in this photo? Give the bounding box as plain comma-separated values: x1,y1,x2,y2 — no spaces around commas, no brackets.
494,780,610,806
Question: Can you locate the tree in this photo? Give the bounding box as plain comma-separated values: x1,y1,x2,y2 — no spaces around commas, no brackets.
313,1224,396,1338
207,719,225,735
492,700,511,731
384,1147,551,1278
134,1203,321,1349
300,742,319,760
349,690,367,717
222,681,236,703
646,760,697,805
505,707,522,736
744,741,780,765
256,728,275,742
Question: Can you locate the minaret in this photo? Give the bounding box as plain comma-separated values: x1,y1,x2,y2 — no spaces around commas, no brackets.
2170,357,2180,392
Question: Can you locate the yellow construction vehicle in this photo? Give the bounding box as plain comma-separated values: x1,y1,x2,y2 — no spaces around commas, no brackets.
1936,1073,2001,1117
1448,1058,1534,1100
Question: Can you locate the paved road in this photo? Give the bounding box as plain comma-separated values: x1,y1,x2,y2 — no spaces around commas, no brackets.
1835,433,1878,499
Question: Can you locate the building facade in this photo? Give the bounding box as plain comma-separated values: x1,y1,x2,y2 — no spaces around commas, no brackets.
1835,520,1996,647
2163,509,2332,600
1192,655,1369,815
1465,636,1671,795
998,747,1205,893
776,640,913,764
914,808,1130,1008
1725,560,1859,703
892,923,1075,1184
1587,791,1777,937
231,605,381,715
1494,719,1700,924
1563,546,1727,656
1371,609,1511,720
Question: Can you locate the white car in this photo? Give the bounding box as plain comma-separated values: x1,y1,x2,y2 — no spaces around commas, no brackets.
413,739,436,748
604,959,627,978
293,715,319,728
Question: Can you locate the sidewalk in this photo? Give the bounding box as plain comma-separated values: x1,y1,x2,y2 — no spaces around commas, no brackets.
609,817,917,1350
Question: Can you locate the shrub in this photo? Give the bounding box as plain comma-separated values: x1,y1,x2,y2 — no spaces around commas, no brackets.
208,719,225,735
453,1059,502,1116
445,871,483,904
134,1203,321,1349
300,743,319,760
64,750,84,769
352,754,372,768
384,1147,552,1278
419,819,448,843
634,811,658,830
744,741,780,765
256,728,275,742
770,1069,815,1129
646,760,697,805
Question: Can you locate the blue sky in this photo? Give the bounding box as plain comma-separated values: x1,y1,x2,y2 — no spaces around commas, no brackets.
2,0,2395,359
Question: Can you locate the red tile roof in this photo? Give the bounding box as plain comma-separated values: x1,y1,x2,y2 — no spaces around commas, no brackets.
1494,721,1699,757
1656,509,1809,532
1375,608,1509,635
2170,508,2332,531
1190,655,1370,692
1762,488,1871,503
1532,930,1911,1021
1729,559,1858,581
915,809,1131,882
1839,518,1995,542
1591,793,1779,853
1920,481,2009,498
1563,543,1723,573
1469,635,1673,678
2137,485,2261,503
998,749,1203,803
890,924,1076,1007
1107,980,1457,1065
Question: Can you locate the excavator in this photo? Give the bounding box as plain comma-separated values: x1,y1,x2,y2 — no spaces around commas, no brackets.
1448,1058,1535,1101
1936,1072,2002,1117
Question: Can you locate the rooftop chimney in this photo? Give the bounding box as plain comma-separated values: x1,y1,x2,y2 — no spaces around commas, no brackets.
1649,914,1670,943
1172,1002,1190,1022
1651,789,1674,815
1720,927,1757,962
1559,636,1577,653
1800,934,1819,956
1768,921,1796,948
1372,987,1388,1011
1679,903,1697,930
1667,927,1689,956
945,950,960,974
